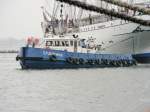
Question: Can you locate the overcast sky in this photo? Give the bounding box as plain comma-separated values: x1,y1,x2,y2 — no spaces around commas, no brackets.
0,0,149,39
0,0,46,39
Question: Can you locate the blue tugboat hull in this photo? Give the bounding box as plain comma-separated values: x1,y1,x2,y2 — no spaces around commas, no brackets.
133,53,150,64
17,47,135,69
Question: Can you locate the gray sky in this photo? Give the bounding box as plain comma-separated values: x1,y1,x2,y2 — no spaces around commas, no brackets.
0,0,149,39
0,0,45,39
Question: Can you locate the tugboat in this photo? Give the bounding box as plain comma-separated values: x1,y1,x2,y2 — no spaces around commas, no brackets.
16,2,136,69
16,34,136,69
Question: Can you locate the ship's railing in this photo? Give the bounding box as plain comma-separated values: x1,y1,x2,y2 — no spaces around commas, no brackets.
97,0,150,15
79,15,117,27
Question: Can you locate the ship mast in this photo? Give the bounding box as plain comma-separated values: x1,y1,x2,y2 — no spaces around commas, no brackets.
60,4,65,35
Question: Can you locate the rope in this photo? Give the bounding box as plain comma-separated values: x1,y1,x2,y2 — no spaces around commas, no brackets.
56,0,150,26
100,0,150,15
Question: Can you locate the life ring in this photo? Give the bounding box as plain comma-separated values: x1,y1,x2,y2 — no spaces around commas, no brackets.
95,59,101,65
79,58,85,64
127,60,131,66
73,58,80,65
66,57,74,63
120,60,124,66
112,60,117,66
103,59,110,65
103,59,107,65
87,59,91,64
109,60,113,66
106,60,111,65
101,59,105,65
122,60,130,66
91,60,95,65
110,60,113,65
100,59,104,64
87,59,94,65
128,60,133,66
49,55,57,61
117,60,123,67
124,60,129,66
124,60,127,65
115,60,119,67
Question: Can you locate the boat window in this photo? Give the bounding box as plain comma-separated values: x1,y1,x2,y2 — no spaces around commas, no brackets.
70,40,74,46
65,41,69,47
61,41,65,46
46,41,53,46
61,41,69,47
46,40,70,47
55,41,60,46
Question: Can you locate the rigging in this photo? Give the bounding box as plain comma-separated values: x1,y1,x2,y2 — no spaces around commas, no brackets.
56,0,150,26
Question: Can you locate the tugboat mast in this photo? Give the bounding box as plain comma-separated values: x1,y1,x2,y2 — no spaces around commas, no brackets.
60,4,64,35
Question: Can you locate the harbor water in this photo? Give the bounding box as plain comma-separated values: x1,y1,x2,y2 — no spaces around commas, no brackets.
0,53,150,112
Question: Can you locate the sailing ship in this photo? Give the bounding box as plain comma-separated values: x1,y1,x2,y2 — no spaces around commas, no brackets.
41,0,150,63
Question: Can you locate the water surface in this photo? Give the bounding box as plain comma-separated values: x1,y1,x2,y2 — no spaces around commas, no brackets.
0,53,150,112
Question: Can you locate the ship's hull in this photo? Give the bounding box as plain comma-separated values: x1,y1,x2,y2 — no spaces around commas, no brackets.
76,15,150,54
133,53,150,64
16,47,135,69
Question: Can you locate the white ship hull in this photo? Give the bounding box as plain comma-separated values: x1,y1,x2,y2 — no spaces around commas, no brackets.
76,15,150,54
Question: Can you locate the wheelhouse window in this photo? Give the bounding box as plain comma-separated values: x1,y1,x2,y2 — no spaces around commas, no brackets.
46,40,70,47
65,41,69,47
55,41,60,46
46,41,53,46
61,41,65,46
70,40,74,46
